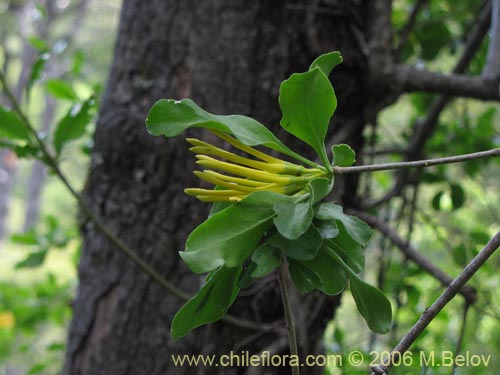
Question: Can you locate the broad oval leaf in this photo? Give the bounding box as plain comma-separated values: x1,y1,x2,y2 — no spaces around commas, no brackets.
181,191,288,273
273,200,313,240
348,274,392,334
269,225,322,261
171,265,241,340
325,245,392,333
279,68,336,167
332,144,356,167
301,246,347,295
146,98,314,166
314,203,372,246
288,260,323,293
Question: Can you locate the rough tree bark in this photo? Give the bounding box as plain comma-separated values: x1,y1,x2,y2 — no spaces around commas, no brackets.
63,1,375,374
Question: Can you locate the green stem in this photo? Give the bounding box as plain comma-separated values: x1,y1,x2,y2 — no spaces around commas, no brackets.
277,258,300,375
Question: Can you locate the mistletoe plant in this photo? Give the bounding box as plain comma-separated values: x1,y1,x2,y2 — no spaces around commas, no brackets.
146,52,392,341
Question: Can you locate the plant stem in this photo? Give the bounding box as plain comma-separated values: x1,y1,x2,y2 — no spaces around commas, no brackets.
333,148,500,174
277,258,300,375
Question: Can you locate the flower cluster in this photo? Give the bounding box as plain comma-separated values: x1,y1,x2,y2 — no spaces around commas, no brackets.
184,130,327,202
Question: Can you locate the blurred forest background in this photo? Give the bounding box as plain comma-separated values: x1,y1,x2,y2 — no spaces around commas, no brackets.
0,0,499,374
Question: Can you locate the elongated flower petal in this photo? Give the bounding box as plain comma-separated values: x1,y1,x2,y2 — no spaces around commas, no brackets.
184,133,328,202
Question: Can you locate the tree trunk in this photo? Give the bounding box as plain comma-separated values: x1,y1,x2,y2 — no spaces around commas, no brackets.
63,1,370,374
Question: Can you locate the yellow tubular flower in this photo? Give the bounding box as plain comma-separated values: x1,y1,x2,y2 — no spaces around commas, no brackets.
184,131,328,202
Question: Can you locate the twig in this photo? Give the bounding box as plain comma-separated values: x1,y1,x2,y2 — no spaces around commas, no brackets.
277,259,300,375
0,69,272,333
334,148,500,174
370,231,500,375
347,210,477,304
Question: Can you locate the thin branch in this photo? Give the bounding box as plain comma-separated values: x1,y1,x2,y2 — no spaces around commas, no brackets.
347,210,477,304
395,0,428,57
0,69,273,333
483,0,500,83
370,230,500,375
334,148,500,174
277,259,300,375
395,64,500,101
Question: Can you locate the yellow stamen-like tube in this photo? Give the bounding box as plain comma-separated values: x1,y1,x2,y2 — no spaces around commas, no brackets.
184,188,246,197
190,145,292,174
202,170,269,187
210,130,286,164
196,155,308,184
194,171,256,193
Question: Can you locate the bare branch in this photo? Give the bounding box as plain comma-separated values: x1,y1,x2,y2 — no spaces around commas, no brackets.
395,64,500,101
483,0,500,83
370,230,500,375
334,148,500,174
347,210,477,304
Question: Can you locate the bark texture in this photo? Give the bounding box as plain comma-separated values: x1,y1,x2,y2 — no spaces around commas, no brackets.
63,1,371,374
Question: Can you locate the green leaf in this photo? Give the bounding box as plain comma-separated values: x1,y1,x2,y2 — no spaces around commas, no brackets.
273,200,313,240
238,262,257,288
27,52,50,93
432,191,444,211
348,273,392,334
327,229,364,274
171,266,241,340
250,243,281,278
315,219,339,239
450,183,465,210
308,177,333,204
10,232,39,245
146,98,315,167
279,68,336,168
46,79,78,101
269,225,322,261
332,144,356,167
309,51,343,76
15,250,48,269
300,246,347,295
314,203,372,246
325,246,392,333
27,36,49,52
53,97,96,155
288,260,323,293
181,191,286,273
0,106,30,141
